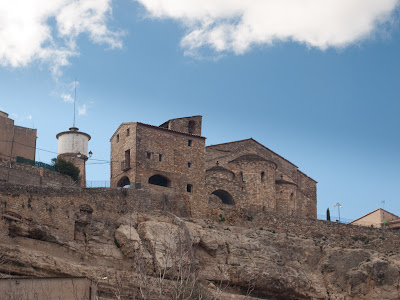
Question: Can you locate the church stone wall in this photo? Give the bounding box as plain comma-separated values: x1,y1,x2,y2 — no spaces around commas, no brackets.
110,121,207,218
110,116,317,219
205,139,317,218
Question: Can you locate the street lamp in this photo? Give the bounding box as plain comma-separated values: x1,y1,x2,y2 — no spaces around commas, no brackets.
77,151,93,159
334,203,343,222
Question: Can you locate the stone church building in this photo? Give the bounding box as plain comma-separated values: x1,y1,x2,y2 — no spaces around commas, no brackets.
110,116,317,218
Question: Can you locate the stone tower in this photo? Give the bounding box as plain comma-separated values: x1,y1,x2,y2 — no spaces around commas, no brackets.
56,126,91,187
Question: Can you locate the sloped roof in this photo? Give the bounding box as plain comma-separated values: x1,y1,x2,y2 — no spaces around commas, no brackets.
207,138,298,168
207,138,317,183
350,208,400,224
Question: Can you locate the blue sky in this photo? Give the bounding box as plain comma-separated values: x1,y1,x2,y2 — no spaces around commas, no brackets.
0,0,399,220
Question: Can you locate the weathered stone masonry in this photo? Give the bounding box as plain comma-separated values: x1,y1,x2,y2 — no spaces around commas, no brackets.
0,183,399,257
0,159,75,187
0,110,37,162
0,183,188,244
110,116,317,219
110,116,206,218
206,139,317,218
2,183,400,300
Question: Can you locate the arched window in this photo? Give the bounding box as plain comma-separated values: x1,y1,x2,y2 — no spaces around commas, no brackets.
148,174,171,187
188,120,195,134
211,190,235,205
117,176,130,188
261,171,265,182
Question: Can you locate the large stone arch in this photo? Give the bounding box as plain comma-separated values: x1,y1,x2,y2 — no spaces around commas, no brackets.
117,176,130,188
210,189,235,205
148,174,171,187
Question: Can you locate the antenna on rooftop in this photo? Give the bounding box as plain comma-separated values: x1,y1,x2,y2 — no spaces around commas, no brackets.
381,200,385,209
73,78,77,127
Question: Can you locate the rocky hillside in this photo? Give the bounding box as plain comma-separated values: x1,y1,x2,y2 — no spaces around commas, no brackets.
1,206,400,299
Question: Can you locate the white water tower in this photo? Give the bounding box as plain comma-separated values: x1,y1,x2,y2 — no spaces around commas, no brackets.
56,126,91,187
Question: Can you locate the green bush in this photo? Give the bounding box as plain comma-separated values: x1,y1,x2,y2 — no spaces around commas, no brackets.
52,158,80,182
218,214,226,223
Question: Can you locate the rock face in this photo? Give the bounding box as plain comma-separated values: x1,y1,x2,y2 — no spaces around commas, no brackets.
1,209,400,299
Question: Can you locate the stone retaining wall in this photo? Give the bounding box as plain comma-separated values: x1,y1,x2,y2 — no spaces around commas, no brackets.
1,182,399,256
0,159,75,187
0,183,188,242
208,204,400,254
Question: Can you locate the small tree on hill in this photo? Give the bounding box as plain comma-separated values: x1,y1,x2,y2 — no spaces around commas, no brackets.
327,208,331,221
52,158,80,182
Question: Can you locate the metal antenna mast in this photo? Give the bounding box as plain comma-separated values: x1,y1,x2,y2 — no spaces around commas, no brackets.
73,79,77,127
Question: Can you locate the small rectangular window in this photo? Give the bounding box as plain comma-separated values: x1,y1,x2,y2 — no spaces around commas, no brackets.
187,184,193,193
127,128,130,136
125,149,130,167
188,140,192,146
159,154,163,162
116,134,119,143
187,162,192,168
146,152,151,159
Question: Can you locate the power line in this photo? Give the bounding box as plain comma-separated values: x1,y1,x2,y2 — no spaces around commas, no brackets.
0,138,113,163
0,139,57,154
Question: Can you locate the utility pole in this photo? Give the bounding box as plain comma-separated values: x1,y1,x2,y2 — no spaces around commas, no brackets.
73,79,77,127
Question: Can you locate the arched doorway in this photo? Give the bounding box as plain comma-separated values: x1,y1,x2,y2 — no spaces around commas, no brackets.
211,190,235,205
117,176,130,188
148,174,171,187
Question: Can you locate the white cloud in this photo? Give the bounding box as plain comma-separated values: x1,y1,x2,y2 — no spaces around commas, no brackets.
135,0,400,55
78,104,87,116
58,80,80,103
61,93,74,103
0,0,122,75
